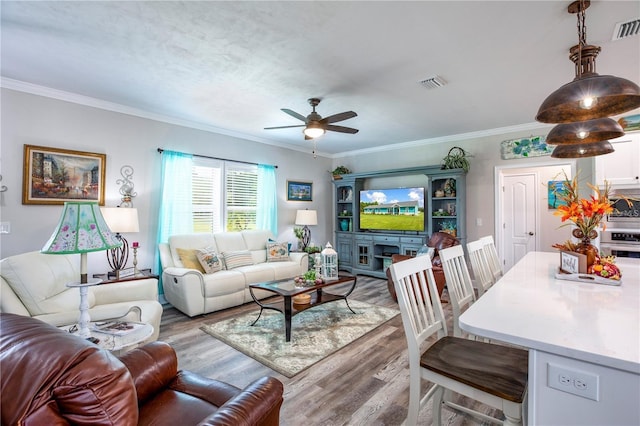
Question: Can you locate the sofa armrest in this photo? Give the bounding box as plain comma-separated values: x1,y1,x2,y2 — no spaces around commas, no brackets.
91,278,158,305
118,341,178,404
196,376,284,426
289,252,309,271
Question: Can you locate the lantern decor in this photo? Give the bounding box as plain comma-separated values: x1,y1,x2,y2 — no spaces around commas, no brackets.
320,242,338,281
314,253,322,278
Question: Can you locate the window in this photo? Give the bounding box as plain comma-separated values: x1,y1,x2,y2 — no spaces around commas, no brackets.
192,157,258,233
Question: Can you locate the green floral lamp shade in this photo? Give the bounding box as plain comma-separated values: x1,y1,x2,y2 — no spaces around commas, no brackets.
42,202,122,254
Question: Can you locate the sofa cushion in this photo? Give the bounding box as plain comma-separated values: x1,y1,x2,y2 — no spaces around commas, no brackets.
168,234,217,267
196,247,223,273
175,248,205,273
241,230,275,250
214,232,247,253
266,241,290,262
0,252,95,316
222,250,254,270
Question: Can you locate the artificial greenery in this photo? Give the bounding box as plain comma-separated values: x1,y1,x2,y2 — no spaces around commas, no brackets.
331,165,351,176
441,147,472,172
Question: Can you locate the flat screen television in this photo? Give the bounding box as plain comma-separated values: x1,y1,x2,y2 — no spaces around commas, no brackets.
359,187,425,232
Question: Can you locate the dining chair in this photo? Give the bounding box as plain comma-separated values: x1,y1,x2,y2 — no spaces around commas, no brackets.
389,255,528,426
466,239,496,297
437,245,476,338
479,235,503,280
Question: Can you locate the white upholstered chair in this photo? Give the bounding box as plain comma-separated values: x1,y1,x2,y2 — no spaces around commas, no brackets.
479,235,503,280
389,255,528,426
466,239,496,297
437,245,476,338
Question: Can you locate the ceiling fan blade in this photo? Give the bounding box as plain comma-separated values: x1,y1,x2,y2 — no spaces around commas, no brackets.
281,108,307,122
326,124,359,134
321,111,357,124
264,124,306,130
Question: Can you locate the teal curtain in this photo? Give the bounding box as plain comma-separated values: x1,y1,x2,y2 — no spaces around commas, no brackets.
155,150,194,286
257,164,277,235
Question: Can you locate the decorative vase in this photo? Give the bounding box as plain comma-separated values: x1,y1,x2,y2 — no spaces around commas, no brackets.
340,219,349,231
572,228,599,269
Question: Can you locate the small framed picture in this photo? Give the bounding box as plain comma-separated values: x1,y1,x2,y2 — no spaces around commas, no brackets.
287,180,313,201
116,267,136,280
559,251,587,274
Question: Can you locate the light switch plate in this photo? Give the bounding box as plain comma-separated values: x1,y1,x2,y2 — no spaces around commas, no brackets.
0,222,10,234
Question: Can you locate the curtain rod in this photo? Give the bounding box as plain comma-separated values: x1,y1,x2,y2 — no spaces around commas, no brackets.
157,148,277,168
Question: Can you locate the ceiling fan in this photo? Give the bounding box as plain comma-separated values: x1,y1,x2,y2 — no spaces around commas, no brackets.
264,98,359,140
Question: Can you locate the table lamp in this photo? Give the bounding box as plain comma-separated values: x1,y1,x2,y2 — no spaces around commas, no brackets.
100,207,140,273
41,202,122,337
295,209,317,251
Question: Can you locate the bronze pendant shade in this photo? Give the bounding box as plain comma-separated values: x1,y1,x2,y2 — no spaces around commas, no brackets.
546,117,624,145
551,140,614,158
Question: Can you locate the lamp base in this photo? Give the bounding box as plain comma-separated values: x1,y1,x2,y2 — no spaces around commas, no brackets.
107,234,129,271
301,226,311,251
67,280,101,338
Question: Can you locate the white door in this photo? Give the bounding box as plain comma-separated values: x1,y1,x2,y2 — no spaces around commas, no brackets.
502,173,537,270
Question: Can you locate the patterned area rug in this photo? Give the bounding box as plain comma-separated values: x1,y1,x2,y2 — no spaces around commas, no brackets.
200,300,399,378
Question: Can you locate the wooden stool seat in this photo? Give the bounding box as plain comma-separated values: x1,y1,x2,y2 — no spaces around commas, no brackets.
421,336,528,403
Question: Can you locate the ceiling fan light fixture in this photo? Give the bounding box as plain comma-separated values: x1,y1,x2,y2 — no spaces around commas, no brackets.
550,140,614,158
303,123,325,139
535,0,640,124
546,117,624,145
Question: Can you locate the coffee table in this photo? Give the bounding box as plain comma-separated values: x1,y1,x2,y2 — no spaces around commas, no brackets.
249,274,357,342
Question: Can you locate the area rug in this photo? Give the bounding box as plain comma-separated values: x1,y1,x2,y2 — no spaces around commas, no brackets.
200,300,399,378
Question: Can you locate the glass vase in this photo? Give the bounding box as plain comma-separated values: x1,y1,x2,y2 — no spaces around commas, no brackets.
572,228,599,269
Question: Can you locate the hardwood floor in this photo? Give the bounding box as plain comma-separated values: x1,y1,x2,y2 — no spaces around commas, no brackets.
158,276,496,425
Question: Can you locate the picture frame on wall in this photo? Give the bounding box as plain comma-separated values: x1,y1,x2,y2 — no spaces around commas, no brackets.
22,144,106,205
287,180,313,201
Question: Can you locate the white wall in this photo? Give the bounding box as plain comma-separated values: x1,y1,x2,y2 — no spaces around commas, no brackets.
1,88,598,276
0,88,333,274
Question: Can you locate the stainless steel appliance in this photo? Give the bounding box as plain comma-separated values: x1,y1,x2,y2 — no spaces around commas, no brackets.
600,189,640,258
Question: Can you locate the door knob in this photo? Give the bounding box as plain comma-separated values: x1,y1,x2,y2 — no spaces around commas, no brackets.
528,232,534,236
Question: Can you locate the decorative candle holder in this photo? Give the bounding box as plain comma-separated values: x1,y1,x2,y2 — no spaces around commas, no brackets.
132,242,139,275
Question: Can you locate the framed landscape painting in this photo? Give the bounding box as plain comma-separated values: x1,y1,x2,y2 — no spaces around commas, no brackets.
22,145,106,205
287,180,312,201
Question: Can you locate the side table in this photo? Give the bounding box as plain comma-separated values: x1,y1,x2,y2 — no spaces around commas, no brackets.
93,269,159,284
59,321,153,355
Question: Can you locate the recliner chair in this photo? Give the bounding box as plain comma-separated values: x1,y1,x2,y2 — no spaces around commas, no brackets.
0,313,284,425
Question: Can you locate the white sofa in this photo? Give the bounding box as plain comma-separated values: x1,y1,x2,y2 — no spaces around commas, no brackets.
158,230,308,317
0,251,163,341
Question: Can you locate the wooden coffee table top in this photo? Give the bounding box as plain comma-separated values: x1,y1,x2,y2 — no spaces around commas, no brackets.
250,274,356,297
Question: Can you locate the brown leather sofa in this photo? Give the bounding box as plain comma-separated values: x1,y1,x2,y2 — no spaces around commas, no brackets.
385,232,460,302
0,313,284,426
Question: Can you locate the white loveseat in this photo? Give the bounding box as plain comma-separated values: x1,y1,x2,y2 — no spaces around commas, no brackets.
0,251,163,341
158,230,308,317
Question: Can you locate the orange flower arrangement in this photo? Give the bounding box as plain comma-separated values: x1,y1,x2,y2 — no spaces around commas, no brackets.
553,172,613,239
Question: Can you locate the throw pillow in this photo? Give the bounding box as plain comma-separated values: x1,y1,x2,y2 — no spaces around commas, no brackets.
196,247,223,273
266,241,290,262
222,250,254,269
175,248,205,273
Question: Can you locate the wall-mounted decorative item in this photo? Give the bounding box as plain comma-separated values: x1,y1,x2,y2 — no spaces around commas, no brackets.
117,165,137,207
500,136,552,160
22,145,106,205
0,175,7,192
441,146,472,172
618,114,640,132
547,181,569,209
287,180,313,202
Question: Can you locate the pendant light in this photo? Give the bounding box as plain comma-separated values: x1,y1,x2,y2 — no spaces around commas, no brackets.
551,140,614,158
536,0,640,124
546,117,624,145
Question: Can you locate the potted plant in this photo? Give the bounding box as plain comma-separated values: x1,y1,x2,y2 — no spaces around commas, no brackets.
330,165,351,180
441,147,472,172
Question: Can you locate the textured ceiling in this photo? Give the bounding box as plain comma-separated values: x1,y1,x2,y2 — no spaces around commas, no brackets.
2,1,639,157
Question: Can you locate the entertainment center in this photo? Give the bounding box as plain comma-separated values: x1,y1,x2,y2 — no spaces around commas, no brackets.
333,165,466,278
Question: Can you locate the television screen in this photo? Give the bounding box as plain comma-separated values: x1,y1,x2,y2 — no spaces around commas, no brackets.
360,187,425,231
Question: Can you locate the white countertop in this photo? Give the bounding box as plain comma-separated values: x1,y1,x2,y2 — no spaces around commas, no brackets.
459,251,640,373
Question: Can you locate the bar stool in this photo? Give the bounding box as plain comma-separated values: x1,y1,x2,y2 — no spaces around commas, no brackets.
389,255,528,426
480,235,503,280
467,239,496,297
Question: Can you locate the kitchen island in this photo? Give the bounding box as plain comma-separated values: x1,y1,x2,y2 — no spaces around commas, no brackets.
459,251,639,426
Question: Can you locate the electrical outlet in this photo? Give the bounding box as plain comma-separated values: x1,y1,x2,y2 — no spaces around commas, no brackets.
547,363,599,401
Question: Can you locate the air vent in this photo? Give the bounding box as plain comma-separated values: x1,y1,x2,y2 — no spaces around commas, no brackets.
419,75,447,89
612,18,640,40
